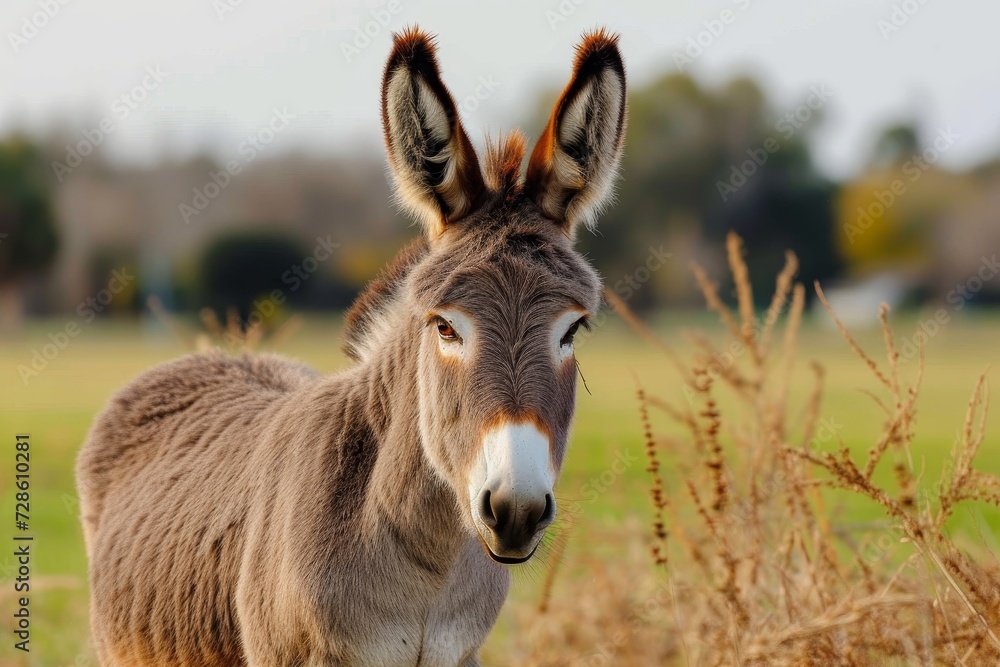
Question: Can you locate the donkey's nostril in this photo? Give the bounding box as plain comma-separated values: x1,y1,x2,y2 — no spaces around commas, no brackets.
539,493,555,527
477,488,513,534
490,493,511,534
522,493,552,534
479,489,498,529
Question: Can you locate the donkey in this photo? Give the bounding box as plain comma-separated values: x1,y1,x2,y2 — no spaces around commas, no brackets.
77,26,626,667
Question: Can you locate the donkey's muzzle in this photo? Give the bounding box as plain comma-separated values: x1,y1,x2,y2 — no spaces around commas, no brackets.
475,487,555,563
470,420,558,563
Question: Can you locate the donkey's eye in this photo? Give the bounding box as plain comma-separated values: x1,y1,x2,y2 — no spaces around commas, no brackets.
436,319,461,342
560,318,588,347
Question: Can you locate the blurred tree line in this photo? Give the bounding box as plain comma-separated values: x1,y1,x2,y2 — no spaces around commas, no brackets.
0,137,59,330
565,73,841,309
2,69,998,327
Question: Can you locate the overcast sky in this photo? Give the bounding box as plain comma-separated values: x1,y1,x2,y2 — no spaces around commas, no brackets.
3,0,998,179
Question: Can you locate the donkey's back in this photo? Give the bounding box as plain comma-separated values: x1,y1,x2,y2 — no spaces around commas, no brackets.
77,351,317,666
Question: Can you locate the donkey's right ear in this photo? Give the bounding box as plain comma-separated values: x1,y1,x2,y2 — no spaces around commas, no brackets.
525,29,627,238
381,27,486,239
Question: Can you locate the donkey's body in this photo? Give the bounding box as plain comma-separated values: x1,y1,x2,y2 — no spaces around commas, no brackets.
79,351,505,666
79,27,626,666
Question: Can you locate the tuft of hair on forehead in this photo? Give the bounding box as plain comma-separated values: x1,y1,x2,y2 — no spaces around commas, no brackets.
483,131,526,196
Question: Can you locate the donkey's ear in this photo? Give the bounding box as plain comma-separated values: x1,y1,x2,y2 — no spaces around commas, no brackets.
381,27,486,238
526,29,627,238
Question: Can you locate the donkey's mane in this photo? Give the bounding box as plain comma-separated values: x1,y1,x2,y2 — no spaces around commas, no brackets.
342,235,428,361
343,131,528,361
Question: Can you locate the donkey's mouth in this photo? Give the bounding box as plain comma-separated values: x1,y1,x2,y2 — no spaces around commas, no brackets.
477,535,539,565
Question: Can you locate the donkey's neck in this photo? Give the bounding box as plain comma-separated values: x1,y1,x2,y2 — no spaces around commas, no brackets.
352,330,469,574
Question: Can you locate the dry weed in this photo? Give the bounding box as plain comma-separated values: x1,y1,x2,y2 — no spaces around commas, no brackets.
513,233,1000,666
147,295,303,352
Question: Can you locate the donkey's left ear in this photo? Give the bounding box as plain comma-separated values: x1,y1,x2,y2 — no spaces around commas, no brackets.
382,27,486,239
526,29,627,238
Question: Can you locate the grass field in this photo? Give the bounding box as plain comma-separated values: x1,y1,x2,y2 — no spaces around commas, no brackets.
2,307,999,666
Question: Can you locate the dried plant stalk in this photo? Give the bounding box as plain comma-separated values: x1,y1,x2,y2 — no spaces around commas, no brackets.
513,235,1000,667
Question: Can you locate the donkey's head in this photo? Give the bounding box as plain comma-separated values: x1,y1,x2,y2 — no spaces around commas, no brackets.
347,27,626,564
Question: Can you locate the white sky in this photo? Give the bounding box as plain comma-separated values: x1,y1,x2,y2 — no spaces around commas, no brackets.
3,0,999,180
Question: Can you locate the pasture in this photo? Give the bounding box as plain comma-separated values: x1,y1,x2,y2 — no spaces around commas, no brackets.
2,306,999,666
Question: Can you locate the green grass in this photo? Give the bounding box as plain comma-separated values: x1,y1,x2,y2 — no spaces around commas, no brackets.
2,310,999,665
